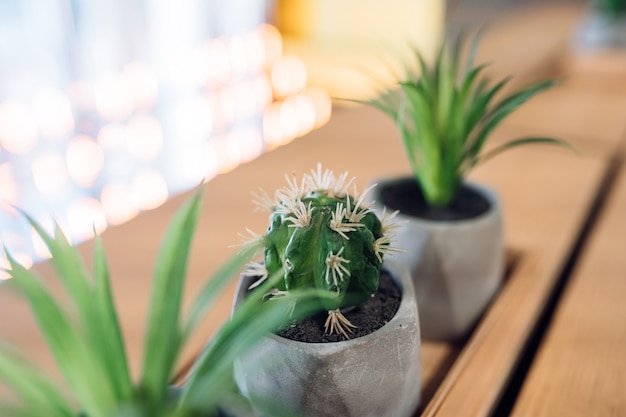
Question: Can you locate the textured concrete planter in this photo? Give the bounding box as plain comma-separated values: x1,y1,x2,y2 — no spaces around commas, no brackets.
233,262,421,417
575,12,626,49
370,177,504,341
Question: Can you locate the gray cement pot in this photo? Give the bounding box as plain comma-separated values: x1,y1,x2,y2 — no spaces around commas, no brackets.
232,261,421,417
370,177,504,341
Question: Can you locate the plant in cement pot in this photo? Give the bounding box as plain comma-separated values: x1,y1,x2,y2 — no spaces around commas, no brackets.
0,189,317,417
576,0,626,49
233,165,422,417
361,33,574,341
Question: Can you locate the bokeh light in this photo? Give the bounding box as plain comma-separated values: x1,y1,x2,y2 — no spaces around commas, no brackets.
66,135,105,187
0,21,331,270
0,101,39,154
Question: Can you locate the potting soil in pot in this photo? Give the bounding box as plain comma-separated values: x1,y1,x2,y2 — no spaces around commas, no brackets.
277,270,401,343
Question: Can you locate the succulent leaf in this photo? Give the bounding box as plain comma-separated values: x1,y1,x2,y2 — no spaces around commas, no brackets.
364,32,573,208
244,165,397,336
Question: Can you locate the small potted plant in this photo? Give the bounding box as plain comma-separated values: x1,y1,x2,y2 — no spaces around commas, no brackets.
233,164,422,417
360,33,573,341
0,189,316,417
576,0,626,49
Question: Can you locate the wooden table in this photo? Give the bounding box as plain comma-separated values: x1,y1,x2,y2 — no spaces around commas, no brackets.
1,3,625,416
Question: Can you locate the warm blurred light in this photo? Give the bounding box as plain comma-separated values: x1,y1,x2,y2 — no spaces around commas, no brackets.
271,55,307,98
94,73,135,121
233,80,260,117
278,100,299,143
254,75,273,109
101,183,138,225
32,152,69,196
173,96,213,141
199,39,232,87
263,102,284,150
209,136,240,174
245,30,267,72
0,162,18,211
0,100,39,154
216,88,235,128
66,198,107,242
0,22,333,266
228,127,264,164
123,61,159,110
289,94,316,136
180,146,220,184
69,80,95,112
229,36,251,75
302,86,333,128
33,88,75,140
66,135,105,187
260,24,283,66
97,123,129,150
127,113,163,160
131,171,169,211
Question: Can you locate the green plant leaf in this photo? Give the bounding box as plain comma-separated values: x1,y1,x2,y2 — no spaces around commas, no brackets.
464,26,488,75
473,137,577,167
92,236,134,403
467,79,558,160
22,216,93,316
463,76,511,155
24,215,137,409
182,244,258,340
180,283,327,413
3,251,115,417
139,189,204,412
0,344,75,417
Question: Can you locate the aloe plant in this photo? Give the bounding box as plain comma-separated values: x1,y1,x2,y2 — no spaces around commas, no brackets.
364,32,574,208
239,165,399,338
0,189,318,417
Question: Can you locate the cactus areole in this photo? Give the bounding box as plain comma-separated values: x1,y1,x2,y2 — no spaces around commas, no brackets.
241,164,399,338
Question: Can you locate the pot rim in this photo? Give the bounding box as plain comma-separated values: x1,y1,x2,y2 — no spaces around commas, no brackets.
370,176,501,227
233,260,417,349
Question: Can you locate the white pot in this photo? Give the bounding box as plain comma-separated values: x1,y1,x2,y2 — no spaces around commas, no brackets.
371,177,505,341
233,261,421,417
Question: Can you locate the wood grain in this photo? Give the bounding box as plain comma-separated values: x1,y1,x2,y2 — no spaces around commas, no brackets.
510,166,626,417
0,3,617,416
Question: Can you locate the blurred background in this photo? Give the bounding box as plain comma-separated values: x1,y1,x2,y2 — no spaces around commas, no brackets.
0,0,594,274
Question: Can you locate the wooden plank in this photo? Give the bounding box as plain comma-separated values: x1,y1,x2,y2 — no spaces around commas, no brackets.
495,83,626,159
419,144,607,417
510,166,626,417
0,5,611,413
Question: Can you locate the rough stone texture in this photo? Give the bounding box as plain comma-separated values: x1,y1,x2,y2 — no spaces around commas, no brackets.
233,262,422,417
371,178,505,342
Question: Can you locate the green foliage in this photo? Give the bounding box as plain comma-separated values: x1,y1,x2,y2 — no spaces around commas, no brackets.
363,32,574,208
0,189,317,417
242,165,398,337
593,0,626,17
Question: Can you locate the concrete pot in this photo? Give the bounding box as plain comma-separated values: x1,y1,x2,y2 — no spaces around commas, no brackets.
370,177,504,341
575,10,626,50
233,261,421,417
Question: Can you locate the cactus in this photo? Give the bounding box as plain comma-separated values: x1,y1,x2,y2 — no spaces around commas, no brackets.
241,165,399,338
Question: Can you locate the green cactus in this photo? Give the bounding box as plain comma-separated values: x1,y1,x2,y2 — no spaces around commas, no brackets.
241,165,399,338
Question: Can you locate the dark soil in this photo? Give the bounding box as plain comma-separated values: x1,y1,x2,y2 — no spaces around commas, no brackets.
379,178,491,221
277,270,401,343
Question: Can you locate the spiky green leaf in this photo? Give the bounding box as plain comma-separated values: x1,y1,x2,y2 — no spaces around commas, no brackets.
92,236,133,403
0,344,75,417
4,251,115,417
466,79,559,160
140,189,204,412
472,137,577,168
